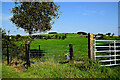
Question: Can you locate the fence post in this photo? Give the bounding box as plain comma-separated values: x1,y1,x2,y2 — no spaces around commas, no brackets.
88,33,94,59
88,33,90,59
39,45,40,51
7,42,9,64
69,44,73,60
25,44,30,69
28,44,30,67
25,44,27,61
90,34,94,59
39,45,40,57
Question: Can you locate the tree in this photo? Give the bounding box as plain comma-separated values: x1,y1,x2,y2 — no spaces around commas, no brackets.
10,1,60,43
16,34,21,37
77,32,87,35
10,1,60,68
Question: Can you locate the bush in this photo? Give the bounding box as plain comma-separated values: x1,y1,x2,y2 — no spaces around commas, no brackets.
62,36,65,40
55,35,58,39
39,35,43,39
59,36,61,39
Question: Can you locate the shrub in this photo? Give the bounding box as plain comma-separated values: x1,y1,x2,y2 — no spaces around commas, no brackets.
62,36,65,40
59,36,61,39
55,35,58,39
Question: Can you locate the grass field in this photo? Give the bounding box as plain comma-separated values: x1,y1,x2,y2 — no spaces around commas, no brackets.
2,33,120,78
15,34,88,62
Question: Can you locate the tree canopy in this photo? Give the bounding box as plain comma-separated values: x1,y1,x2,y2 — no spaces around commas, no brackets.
10,1,60,34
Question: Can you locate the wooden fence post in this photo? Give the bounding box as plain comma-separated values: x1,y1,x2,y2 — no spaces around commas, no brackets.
25,44,30,69
39,45,40,51
88,33,90,59
25,44,27,61
28,44,30,67
39,45,40,57
7,42,9,64
88,33,94,59
90,34,94,59
69,44,73,60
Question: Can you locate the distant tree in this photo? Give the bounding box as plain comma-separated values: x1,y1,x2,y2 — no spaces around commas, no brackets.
16,34,21,37
98,33,103,35
1,28,6,38
15,34,21,40
77,32,87,35
48,32,57,34
106,33,111,36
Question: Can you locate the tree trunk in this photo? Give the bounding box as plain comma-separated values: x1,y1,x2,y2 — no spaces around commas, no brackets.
28,32,31,45
27,32,31,67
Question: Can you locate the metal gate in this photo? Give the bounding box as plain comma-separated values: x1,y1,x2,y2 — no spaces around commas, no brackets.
94,40,120,66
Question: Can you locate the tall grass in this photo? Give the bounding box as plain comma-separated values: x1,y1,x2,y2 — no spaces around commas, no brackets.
2,58,120,78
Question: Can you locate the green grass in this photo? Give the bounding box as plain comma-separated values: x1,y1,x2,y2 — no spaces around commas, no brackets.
2,34,120,78
31,37,88,60
0,63,2,79
2,59,120,78
2,64,21,78
15,34,88,62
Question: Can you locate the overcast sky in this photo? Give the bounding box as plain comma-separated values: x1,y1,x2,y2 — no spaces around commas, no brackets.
1,2,118,35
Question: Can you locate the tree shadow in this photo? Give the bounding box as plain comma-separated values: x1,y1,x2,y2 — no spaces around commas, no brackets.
30,49,46,58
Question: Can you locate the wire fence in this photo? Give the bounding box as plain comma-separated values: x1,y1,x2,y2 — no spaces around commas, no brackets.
2,41,88,68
